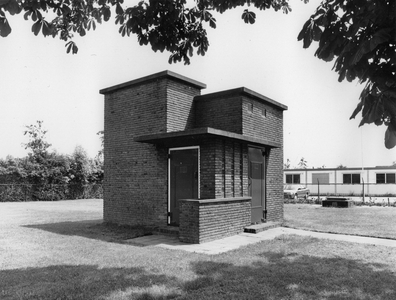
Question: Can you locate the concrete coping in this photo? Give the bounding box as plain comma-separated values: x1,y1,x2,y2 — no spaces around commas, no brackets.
324,197,351,201
99,70,206,94
179,197,252,204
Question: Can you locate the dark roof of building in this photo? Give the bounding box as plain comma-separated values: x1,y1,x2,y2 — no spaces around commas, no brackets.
99,70,207,94
135,127,281,148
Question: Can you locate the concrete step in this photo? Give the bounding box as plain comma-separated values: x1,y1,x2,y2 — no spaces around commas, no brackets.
244,222,282,234
154,226,179,236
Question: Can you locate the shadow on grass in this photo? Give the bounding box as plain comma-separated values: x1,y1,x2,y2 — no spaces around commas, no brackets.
2,248,396,299
0,265,181,300
181,252,396,299
23,220,154,244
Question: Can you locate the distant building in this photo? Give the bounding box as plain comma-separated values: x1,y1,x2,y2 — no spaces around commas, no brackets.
284,166,396,196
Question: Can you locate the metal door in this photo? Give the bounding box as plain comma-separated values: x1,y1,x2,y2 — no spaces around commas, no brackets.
249,147,265,223
169,148,198,225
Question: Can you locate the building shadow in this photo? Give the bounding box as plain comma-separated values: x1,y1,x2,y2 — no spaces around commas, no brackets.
2,248,396,299
23,220,153,244
0,264,181,300
181,251,396,299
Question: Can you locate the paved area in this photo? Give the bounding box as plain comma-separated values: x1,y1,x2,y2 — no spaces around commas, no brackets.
125,227,396,255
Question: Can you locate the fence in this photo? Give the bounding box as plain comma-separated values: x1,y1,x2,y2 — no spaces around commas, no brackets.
0,183,103,202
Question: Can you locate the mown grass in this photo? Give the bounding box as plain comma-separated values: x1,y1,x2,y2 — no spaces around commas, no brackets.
1,199,396,299
284,203,396,239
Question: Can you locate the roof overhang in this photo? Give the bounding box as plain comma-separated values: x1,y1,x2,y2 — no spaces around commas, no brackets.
135,127,281,148
100,70,206,94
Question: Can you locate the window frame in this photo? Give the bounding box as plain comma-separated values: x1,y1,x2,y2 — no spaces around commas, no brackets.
285,174,300,184
376,173,396,184
343,173,361,184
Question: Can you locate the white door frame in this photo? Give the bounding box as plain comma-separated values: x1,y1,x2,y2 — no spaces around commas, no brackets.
168,146,200,224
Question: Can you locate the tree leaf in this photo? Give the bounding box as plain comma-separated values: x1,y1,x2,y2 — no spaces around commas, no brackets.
209,16,216,28
370,28,391,52
297,19,310,41
5,0,21,15
241,9,256,24
312,24,322,41
385,123,396,149
102,6,111,22
350,100,363,120
302,29,312,49
65,41,78,54
42,20,53,36
116,3,123,15
0,16,12,37
31,20,42,36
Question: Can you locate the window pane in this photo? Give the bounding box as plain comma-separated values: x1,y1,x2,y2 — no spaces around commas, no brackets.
352,174,360,184
376,173,386,184
286,174,292,184
386,173,396,184
312,173,329,184
343,174,351,184
293,174,300,184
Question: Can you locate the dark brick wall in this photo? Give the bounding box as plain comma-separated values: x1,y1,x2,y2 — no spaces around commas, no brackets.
102,71,285,232
241,96,283,144
166,80,199,132
103,77,201,227
179,198,251,243
199,139,248,200
195,93,284,223
266,146,284,222
194,96,242,134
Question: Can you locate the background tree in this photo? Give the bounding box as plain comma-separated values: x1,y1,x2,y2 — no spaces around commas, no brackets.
0,121,104,201
23,120,51,161
283,158,291,169
298,157,308,169
96,130,104,161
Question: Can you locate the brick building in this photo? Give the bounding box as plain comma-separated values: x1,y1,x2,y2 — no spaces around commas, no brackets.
100,71,287,243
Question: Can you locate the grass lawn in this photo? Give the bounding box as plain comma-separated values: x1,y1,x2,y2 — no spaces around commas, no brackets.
1,200,396,299
284,203,396,239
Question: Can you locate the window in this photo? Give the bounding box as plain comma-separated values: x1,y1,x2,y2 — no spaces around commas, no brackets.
261,108,267,117
247,102,253,113
376,173,396,184
286,174,300,184
312,173,329,184
343,173,360,184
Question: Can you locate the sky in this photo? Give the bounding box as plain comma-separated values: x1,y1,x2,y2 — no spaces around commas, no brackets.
1,0,395,168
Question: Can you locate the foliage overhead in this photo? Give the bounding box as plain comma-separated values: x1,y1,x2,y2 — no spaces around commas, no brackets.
0,0,295,64
1,0,395,148
297,0,396,149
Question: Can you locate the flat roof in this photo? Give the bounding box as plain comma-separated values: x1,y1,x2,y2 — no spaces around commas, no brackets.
196,87,288,111
135,127,281,148
284,166,396,171
99,70,207,94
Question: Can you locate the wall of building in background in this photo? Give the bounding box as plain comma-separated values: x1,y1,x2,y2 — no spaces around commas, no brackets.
284,166,396,196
